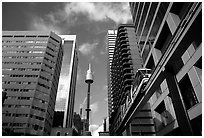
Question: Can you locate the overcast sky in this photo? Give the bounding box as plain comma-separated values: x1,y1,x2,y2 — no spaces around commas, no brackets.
2,2,132,135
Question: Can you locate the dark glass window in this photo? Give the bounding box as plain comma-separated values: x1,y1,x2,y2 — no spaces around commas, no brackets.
155,101,166,114
178,74,198,110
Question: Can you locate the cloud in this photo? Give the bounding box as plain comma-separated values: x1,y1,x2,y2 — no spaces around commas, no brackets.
104,98,108,102
79,42,98,55
29,16,63,34
90,102,99,114
28,2,132,34
103,85,108,90
90,124,104,136
64,2,132,24
100,49,107,55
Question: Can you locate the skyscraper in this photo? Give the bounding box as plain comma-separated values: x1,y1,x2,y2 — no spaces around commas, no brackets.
108,24,154,135
106,30,117,119
2,31,63,135
129,2,202,135
59,35,78,129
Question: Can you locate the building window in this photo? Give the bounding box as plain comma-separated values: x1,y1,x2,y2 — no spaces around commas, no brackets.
2,123,9,126
178,74,198,110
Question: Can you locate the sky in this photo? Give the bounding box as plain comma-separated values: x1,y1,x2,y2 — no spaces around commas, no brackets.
2,1,132,135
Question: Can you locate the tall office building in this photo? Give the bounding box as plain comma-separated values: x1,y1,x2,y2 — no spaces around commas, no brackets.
106,30,117,118
129,2,202,135
59,35,78,129
2,31,63,135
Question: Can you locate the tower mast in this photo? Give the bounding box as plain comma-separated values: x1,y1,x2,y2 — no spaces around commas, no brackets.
85,64,94,132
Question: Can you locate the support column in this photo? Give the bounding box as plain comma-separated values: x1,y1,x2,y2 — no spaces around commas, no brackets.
85,83,91,131
165,71,193,135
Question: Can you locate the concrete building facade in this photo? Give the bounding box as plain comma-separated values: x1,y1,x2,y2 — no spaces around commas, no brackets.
129,2,202,135
108,25,155,136
2,31,63,135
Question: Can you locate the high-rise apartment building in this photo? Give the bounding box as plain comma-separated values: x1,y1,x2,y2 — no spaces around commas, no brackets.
110,24,143,116
108,24,155,136
2,31,63,135
129,2,202,135
106,30,117,118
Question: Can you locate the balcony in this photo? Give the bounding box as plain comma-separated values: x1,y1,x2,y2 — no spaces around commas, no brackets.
122,56,132,62
118,27,126,32
119,34,128,40
120,39,128,44
123,72,132,78
121,51,131,57
120,43,129,48
120,47,129,54
123,60,132,66
123,78,133,86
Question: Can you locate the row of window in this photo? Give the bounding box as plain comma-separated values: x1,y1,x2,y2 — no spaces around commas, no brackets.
3,35,49,38
3,68,53,76
9,123,27,127
32,105,46,112
3,104,46,113
30,114,45,121
48,41,59,49
2,122,44,131
3,81,50,90
50,36,60,43
3,113,29,117
8,74,39,78
38,82,50,89
3,56,44,59
2,45,46,49
47,46,56,53
39,75,51,82
44,57,55,64
41,68,53,77
3,81,36,85
45,51,55,58
34,98,47,104
7,96,31,100
2,40,47,44
2,50,45,54
3,88,34,92
3,76,52,84
43,63,54,70
3,61,42,65
3,68,40,71
3,104,30,108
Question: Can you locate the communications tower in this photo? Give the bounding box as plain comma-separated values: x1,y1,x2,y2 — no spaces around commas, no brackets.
85,64,94,132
